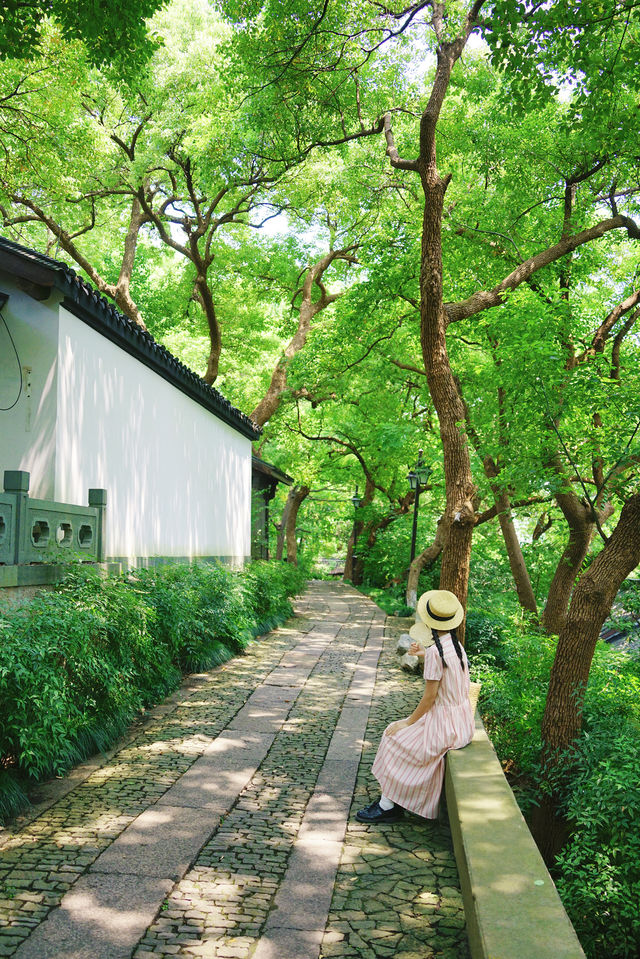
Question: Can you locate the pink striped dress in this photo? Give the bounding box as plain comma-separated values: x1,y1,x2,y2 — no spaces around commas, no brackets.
371,634,475,818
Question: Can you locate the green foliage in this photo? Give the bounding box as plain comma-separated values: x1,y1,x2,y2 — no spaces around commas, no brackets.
475,626,556,804
0,560,304,824
479,621,640,959
242,559,309,635
0,0,166,77
133,563,250,672
553,650,640,959
357,584,414,617
464,609,510,673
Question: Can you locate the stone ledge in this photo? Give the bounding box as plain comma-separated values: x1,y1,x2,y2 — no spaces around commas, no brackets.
445,715,585,959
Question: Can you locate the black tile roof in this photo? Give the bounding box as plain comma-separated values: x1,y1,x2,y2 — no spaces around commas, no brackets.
0,235,261,441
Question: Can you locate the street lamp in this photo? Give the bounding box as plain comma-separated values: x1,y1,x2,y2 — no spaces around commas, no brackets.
350,486,361,581
407,450,432,565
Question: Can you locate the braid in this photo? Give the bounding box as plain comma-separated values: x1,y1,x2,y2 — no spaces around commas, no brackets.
450,626,466,671
432,629,448,667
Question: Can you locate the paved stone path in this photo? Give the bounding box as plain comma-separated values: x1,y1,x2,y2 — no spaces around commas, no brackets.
0,581,469,959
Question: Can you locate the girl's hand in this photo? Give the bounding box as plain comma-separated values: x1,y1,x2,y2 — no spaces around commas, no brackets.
385,718,410,737
408,642,425,658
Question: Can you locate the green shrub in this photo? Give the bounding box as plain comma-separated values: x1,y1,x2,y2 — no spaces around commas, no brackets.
464,609,510,673
134,563,250,671
551,647,640,959
243,559,307,635
0,558,306,824
556,723,640,958
478,625,640,959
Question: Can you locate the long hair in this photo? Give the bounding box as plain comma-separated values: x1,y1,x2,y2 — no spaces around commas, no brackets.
432,626,466,670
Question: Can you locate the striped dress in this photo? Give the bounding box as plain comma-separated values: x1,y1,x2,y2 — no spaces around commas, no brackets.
371,633,475,818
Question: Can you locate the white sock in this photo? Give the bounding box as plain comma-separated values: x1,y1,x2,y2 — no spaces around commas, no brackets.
379,795,395,810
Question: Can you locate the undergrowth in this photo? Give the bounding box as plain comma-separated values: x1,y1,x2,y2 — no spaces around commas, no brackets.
0,559,306,825
467,611,640,959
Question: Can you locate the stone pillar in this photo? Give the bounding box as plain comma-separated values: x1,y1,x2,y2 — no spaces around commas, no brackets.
3,470,30,565
88,488,107,562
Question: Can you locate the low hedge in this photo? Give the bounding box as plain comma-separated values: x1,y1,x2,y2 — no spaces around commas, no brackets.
467,614,640,959
0,560,307,824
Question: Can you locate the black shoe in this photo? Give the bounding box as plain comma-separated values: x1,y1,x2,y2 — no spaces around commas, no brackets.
356,800,403,824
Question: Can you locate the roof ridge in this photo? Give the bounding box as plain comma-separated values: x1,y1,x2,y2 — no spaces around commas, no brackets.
0,235,261,441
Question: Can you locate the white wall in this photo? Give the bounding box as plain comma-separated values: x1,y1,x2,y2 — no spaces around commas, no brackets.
0,281,59,498
54,306,252,563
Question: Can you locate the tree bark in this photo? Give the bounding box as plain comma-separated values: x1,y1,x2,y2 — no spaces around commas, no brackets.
344,477,374,585
413,40,478,619
275,492,293,560
406,519,445,609
541,492,595,634
6,193,149,329
283,485,309,565
460,380,538,616
250,249,354,427
531,494,640,862
541,494,640,757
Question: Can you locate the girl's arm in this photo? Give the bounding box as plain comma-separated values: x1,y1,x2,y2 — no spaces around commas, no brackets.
386,678,440,736
406,679,439,725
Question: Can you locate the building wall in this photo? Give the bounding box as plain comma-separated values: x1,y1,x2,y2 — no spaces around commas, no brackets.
0,281,59,498
55,307,252,563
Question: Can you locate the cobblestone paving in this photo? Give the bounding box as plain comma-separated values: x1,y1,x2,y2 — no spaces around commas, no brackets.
0,584,469,959
0,616,307,956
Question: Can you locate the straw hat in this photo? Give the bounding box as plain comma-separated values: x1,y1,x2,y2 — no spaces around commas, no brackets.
416,589,464,631
408,620,436,647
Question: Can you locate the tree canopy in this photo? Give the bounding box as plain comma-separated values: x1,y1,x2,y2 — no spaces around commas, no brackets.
1,0,640,886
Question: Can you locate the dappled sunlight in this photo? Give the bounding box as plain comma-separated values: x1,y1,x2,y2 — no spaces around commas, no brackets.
55,309,252,562
63,888,149,934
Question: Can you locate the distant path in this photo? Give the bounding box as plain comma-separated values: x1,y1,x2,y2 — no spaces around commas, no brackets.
0,581,468,959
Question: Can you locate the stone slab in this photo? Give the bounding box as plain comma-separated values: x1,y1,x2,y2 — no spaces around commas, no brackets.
263,668,312,687
156,758,264,810
313,759,360,797
324,707,370,761
296,788,353,843
446,716,585,959
13,873,173,959
227,684,301,731
251,927,324,959
91,804,221,880
265,838,343,931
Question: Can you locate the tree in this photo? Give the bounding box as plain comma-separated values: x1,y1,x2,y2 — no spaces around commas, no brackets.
0,0,166,77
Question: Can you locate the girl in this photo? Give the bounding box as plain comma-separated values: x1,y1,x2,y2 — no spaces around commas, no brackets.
356,589,475,823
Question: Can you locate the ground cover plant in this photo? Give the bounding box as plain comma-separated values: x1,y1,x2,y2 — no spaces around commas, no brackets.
0,559,306,825
468,614,640,959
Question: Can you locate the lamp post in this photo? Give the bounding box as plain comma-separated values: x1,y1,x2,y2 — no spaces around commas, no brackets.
350,485,362,582
407,450,432,566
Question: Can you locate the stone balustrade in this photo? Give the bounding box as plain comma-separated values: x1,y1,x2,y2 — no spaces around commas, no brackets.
0,470,106,570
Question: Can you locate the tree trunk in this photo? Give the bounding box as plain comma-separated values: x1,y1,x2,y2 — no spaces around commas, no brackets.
542,492,595,634
420,178,476,613
494,489,538,616
461,385,538,617
414,42,477,619
406,519,445,609
275,490,295,560
112,196,148,329
284,485,309,565
250,250,353,427
542,494,640,755
532,495,640,862
344,477,374,585
195,273,222,385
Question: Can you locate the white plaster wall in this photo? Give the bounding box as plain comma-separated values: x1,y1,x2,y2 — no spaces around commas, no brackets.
0,281,59,498
55,307,252,562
